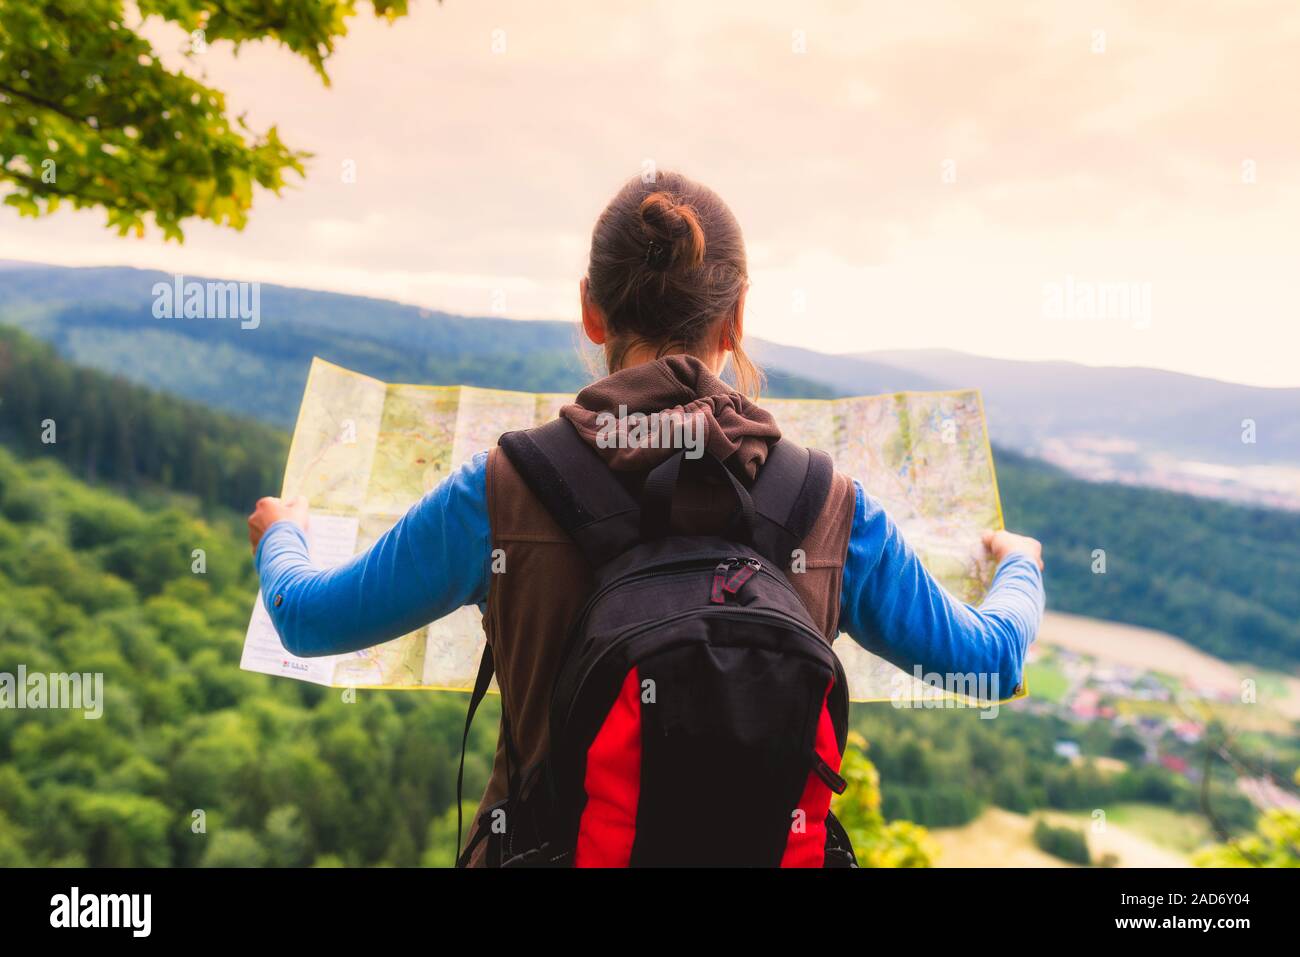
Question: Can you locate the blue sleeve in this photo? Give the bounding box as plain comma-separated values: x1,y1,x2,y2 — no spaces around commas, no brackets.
838,480,1044,697
254,451,492,657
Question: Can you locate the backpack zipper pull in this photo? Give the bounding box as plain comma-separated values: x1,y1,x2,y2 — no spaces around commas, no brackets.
712,558,760,604
711,560,734,603
725,559,759,595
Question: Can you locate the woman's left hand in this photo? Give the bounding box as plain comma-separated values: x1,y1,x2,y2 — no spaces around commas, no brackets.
248,495,309,554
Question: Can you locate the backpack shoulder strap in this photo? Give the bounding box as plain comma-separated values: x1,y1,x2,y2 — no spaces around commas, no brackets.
748,439,834,569
497,418,641,565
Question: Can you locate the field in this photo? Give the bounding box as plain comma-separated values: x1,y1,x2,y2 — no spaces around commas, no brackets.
1021,661,1069,703
931,806,1199,868
1036,611,1300,724
1056,804,1216,857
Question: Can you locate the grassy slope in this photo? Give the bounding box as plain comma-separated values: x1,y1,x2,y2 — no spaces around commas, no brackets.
930,806,1196,868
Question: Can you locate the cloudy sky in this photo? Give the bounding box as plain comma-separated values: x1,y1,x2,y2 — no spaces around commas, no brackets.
3,1,1298,386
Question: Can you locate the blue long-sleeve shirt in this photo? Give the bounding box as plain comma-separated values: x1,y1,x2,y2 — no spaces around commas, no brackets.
256,451,1044,694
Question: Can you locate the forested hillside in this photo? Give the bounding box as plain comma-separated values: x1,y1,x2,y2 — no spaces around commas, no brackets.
0,447,945,866
0,307,1294,863
4,322,1299,669
0,448,1268,866
0,326,286,511
0,446,499,866
1,338,1292,865
999,451,1300,669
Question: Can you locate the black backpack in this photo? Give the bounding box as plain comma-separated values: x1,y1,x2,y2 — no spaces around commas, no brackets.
456,418,857,867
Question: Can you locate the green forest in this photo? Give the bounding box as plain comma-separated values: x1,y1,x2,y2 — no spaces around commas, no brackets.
998,450,1300,669
0,443,1271,866
0,326,286,511
0,444,943,866
0,444,499,866
0,322,1295,866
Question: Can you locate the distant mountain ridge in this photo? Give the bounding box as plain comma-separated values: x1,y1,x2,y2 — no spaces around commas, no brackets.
746,332,1298,509
864,348,1300,459
854,348,1300,510
0,262,836,428
1,262,1295,507
747,339,1299,465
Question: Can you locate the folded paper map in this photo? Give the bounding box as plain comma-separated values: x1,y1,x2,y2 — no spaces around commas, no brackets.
242,358,1012,703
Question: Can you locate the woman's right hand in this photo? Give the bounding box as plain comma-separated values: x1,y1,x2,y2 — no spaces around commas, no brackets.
248,495,310,554
982,529,1043,571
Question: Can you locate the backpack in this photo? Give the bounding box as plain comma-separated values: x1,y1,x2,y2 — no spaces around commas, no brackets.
456,417,857,868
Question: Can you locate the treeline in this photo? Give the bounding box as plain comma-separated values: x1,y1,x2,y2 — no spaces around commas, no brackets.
0,446,500,866
999,449,1300,669
0,325,286,512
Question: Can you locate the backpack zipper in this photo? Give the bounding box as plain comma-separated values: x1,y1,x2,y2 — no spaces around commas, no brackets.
578,552,804,625
569,556,720,630
559,606,836,732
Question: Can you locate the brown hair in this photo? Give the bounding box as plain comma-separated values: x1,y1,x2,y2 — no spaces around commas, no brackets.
584,171,761,396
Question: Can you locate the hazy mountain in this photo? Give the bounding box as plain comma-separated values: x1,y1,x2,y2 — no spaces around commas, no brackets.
745,339,941,394
744,336,1300,507
859,348,1300,509
864,348,1300,462
0,263,833,429
2,262,1294,507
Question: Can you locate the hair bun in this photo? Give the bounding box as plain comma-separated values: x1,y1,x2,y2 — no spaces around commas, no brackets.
638,192,706,271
